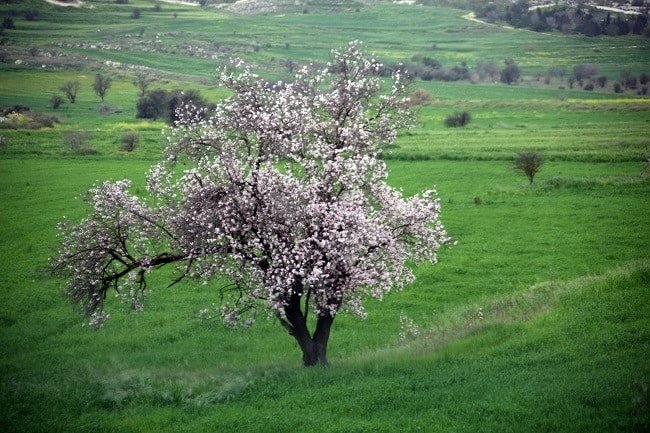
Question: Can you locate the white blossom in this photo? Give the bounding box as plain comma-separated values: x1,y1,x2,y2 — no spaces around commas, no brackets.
52,42,451,365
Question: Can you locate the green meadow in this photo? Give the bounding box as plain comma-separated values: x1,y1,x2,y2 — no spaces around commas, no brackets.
0,1,649,432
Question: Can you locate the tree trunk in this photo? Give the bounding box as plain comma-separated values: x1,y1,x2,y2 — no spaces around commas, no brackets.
281,296,335,367
294,315,333,367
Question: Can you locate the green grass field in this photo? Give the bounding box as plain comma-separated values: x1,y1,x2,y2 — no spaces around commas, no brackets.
1,1,649,432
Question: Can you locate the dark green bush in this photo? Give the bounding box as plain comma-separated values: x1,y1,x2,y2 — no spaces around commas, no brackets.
445,111,472,128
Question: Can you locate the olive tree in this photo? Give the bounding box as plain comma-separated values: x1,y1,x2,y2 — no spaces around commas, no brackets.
93,73,112,102
52,42,451,366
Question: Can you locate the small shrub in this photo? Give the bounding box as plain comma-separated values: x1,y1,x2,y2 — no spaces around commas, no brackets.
583,83,594,91
596,75,607,88
115,0,129,3
613,82,623,93
131,8,141,19
445,111,472,128
0,51,7,63
120,131,139,152
97,104,115,115
0,135,7,148
64,131,97,155
514,151,543,184
153,3,162,12
28,46,38,57
405,89,432,107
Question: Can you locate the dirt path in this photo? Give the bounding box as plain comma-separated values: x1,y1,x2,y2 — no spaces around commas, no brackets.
44,0,83,7
157,0,200,6
461,12,513,29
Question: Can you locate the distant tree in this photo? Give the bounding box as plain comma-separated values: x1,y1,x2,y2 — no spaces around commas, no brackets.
631,14,648,35
640,73,649,86
28,46,38,57
50,95,65,109
131,8,141,19
596,75,607,88
165,89,209,124
568,76,576,89
115,0,129,3
583,83,594,91
132,72,155,96
620,70,638,89
514,151,543,184
421,56,442,69
281,58,298,74
135,88,169,120
475,59,499,81
613,82,623,93
24,9,39,21
500,59,521,85
2,17,15,29
60,80,81,104
573,64,598,83
576,14,602,36
93,73,112,102
153,3,162,12
51,43,451,367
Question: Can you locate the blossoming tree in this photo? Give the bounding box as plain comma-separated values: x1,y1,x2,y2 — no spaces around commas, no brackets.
52,42,450,366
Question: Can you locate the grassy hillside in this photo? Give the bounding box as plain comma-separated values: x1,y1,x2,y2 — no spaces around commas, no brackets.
0,1,649,432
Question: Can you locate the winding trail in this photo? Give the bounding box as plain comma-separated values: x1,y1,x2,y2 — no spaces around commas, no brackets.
44,0,83,7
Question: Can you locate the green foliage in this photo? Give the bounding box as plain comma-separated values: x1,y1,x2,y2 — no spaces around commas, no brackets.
444,111,472,127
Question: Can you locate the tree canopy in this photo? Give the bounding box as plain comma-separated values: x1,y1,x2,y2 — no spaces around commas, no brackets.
52,42,451,366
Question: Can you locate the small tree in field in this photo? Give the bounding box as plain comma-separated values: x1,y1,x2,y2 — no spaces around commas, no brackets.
133,72,155,96
50,94,64,109
514,151,543,184
60,80,81,103
500,59,521,85
93,73,112,102
51,42,451,367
